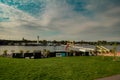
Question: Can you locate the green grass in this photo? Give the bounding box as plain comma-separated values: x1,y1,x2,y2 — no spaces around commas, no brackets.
0,56,120,80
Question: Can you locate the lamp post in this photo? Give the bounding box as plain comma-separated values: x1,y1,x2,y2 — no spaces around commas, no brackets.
37,36,39,44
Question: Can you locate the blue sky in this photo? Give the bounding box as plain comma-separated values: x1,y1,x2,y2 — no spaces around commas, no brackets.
0,0,120,41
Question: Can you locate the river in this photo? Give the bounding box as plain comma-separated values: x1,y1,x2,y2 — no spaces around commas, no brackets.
0,45,120,55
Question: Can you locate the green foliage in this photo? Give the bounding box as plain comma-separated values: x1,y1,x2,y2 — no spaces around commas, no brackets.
26,50,30,53
69,50,74,56
3,50,7,54
3,50,8,56
19,50,24,53
112,43,117,61
0,57,120,80
42,49,50,57
46,50,50,57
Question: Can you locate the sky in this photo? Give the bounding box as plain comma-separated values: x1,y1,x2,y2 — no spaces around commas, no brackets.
0,0,120,41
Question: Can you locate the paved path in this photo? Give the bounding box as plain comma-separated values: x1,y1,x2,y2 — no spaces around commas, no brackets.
96,74,120,80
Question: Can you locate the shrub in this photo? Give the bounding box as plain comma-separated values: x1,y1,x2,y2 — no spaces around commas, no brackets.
19,50,24,53
3,50,8,57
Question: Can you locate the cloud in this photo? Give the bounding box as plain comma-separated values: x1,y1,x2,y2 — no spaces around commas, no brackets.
0,0,120,41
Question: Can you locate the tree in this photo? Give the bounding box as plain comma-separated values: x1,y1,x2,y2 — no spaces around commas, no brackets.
42,49,48,58
3,50,8,57
112,43,117,61
69,50,74,56
42,40,47,46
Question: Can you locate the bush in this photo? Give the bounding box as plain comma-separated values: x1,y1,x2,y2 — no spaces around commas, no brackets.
3,50,8,57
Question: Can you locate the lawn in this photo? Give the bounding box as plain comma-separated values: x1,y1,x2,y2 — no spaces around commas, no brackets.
0,56,120,80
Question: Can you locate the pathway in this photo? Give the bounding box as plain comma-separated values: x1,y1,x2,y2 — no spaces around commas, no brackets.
96,74,120,80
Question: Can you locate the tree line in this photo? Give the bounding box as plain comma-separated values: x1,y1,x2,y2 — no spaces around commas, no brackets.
0,39,120,46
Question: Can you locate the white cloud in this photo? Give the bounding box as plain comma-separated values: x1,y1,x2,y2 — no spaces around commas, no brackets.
0,0,120,41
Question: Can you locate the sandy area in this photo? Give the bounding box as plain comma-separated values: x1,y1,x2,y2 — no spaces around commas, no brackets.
98,52,120,56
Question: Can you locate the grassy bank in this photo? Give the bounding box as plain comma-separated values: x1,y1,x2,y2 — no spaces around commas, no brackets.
0,56,120,80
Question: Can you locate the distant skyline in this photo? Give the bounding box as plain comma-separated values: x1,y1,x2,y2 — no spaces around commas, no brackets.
0,0,120,41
